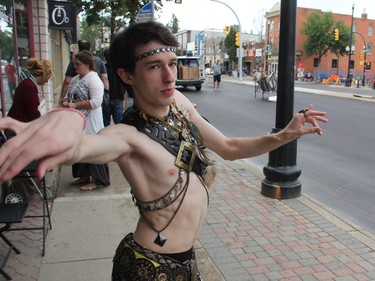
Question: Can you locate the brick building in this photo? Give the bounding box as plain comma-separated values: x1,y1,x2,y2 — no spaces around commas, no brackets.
265,3,374,84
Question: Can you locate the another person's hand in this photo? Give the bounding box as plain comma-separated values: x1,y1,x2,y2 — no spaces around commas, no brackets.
0,111,84,182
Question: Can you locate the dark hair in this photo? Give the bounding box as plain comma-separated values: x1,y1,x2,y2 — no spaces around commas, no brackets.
78,40,91,52
103,48,110,62
75,51,95,71
109,21,179,97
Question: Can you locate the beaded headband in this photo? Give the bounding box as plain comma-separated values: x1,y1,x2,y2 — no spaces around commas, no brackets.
134,47,176,62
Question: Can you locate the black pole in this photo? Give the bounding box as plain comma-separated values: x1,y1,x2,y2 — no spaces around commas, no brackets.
261,0,301,199
345,5,354,87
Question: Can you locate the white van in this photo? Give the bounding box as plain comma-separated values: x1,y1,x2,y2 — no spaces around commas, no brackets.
176,56,205,91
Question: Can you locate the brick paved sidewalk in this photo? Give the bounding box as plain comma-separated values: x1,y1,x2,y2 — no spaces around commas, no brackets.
199,154,375,281
2,154,375,280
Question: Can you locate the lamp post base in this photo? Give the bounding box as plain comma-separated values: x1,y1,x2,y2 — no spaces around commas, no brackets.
261,179,301,199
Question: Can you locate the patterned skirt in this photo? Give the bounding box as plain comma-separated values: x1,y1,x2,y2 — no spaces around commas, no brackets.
112,233,202,281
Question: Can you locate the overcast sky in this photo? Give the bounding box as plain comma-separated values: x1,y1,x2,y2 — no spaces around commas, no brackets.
157,0,375,34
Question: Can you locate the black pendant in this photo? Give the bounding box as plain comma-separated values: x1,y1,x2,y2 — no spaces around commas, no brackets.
154,233,167,247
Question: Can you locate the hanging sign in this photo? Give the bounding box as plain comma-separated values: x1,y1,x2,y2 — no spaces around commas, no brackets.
48,1,75,30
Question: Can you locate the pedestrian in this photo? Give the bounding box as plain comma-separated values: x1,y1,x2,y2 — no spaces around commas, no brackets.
8,58,53,122
59,40,109,106
4,58,16,101
212,59,222,90
102,48,125,126
62,51,110,191
7,57,53,200
0,21,328,281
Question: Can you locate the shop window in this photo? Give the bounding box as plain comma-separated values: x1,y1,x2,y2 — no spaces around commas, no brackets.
331,59,338,69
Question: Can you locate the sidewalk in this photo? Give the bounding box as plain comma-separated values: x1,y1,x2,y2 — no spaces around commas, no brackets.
3,151,375,280
1,81,375,280
222,74,375,102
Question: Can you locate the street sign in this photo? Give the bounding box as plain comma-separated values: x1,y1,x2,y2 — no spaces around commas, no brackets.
136,2,153,22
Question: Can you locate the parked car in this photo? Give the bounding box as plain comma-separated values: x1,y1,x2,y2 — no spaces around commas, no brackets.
176,56,205,91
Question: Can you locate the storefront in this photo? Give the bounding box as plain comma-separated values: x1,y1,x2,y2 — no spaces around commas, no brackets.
0,0,77,117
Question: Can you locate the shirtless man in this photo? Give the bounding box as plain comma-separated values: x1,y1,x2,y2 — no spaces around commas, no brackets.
0,21,327,280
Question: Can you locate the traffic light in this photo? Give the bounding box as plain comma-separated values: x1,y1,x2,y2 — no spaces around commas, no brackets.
360,52,364,61
224,25,229,35
235,32,240,47
334,28,339,41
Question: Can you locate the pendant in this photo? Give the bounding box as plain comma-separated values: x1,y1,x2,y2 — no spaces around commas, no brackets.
154,233,167,247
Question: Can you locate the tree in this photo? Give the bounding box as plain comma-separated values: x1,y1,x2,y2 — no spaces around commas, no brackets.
301,12,351,74
224,26,237,65
74,0,163,41
166,14,179,33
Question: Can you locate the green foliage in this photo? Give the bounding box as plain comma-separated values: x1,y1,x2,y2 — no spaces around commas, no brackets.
74,0,163,40
301,12,351,63
224,26,237,63
0,29,14,60
166,14,179,33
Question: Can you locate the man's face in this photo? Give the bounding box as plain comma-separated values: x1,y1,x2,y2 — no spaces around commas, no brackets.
130,41,178,108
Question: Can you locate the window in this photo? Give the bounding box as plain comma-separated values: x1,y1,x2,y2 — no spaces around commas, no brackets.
331,59,338,69
369,25,373,37
349,60,354,69
368,42,373,54
313,58,319,67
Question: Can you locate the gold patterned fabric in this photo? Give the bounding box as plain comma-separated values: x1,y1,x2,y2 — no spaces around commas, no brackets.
112,233,202,281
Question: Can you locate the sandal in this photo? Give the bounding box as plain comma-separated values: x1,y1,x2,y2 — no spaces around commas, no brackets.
79,182,97,191
71,177,91,185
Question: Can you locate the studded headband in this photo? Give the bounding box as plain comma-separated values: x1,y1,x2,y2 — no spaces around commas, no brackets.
134,47,176,62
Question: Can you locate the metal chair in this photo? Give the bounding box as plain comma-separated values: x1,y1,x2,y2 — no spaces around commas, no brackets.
6,161,52,256
0,203,28,280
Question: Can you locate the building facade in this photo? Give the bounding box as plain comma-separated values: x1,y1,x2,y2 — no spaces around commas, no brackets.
0,0,77,117
265,3,374,84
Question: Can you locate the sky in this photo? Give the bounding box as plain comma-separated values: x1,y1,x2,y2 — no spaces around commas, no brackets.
157,0,375,34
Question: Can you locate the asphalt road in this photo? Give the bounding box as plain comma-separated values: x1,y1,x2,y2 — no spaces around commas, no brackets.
181,80,375,235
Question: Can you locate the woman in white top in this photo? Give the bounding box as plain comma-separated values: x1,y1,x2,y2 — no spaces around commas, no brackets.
62,51,110,190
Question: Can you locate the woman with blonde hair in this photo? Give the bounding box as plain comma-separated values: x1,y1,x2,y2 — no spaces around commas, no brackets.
8,58,53,122
6,58,53,200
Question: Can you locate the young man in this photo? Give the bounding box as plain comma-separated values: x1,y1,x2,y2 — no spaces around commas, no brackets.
0,21,327,280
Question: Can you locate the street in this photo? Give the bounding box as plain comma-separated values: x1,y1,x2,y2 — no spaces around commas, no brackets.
181,79,375,235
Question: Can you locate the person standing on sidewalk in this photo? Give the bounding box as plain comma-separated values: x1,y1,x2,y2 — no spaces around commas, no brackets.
4,58,17,101
212,60,222,90
58,40,109,106
102,48,125,126
62,51,110,191
0,21,328,281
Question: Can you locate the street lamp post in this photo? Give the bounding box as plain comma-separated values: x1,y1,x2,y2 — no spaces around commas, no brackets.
261,0,301,199
265,20,271,74
345,4,354,87
210,0,242,81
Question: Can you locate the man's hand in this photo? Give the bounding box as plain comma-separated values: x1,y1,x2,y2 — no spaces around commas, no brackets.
285,104,328,138
0,112,84,182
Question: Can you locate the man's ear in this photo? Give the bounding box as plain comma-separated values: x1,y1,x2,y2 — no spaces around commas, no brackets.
117,69,135,85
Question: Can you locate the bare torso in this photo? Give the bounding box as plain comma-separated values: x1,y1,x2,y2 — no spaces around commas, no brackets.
115,124,209,254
